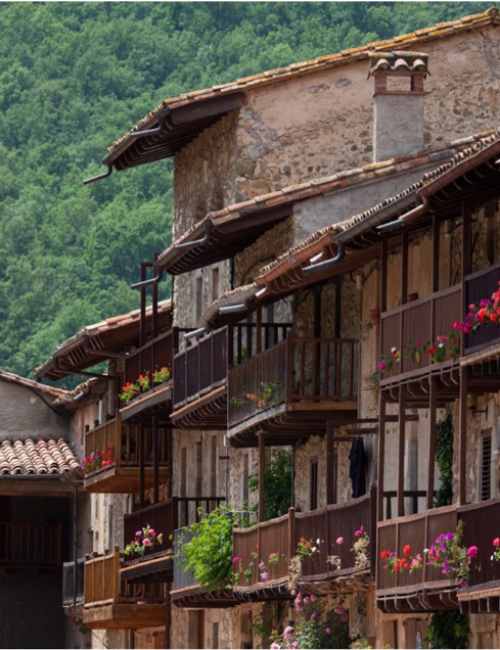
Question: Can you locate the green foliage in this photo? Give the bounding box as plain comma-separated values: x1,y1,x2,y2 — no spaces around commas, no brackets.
248,448,293,520
175,505,250,594
426,611,470,649
434,416,454,507
0,2,497,379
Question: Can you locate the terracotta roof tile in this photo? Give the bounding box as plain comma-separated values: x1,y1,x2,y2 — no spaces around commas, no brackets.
0,369,68,398
108,8,499,155
0,437,80,475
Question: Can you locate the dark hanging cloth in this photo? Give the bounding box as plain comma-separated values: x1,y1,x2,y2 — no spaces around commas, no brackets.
349,438,366,498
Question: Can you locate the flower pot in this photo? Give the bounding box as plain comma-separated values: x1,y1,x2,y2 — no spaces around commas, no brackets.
407,292,419,303
368,308,380,326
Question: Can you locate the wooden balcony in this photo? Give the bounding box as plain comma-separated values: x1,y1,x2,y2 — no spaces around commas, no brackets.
0,521,61,568
228,333,358,446
63,558,84,608
83,548,166,630
83,415,168,493
172,327,228,429
121,496,224,583
376,505,458,613
458,498,500,613
464,262,500,356
233,490,375,602
380,285,462,398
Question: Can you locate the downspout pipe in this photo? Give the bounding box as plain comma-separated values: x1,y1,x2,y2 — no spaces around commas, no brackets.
173,221,213,250
303,241,346,275
376,198,429,233
184,325,209,340
83,164,113,186
130,265,164,290
219,301,249,315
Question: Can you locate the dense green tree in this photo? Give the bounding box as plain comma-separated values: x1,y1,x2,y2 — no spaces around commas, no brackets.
0,2,497,380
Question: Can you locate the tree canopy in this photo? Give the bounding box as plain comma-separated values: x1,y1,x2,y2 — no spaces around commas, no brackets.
0,2,496,379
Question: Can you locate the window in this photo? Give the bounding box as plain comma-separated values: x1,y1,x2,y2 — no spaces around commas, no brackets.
310,456,318,511
210,436,217,496
195,276,203,321
481,430,492,501
212,622,219,649
212,266,220,302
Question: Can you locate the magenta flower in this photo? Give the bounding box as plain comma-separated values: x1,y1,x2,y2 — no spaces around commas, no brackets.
232,556,240,564
260,572,268,581
336,537,344,545
283,626,293,640
341,612,349,622
467,545,478,558
311,612,318,622
325,628,331,634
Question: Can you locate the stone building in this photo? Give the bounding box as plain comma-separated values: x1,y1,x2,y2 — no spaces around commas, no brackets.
29,6,500,649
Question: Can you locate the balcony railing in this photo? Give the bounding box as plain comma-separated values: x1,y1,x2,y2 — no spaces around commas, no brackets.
84,415,167,475
173,327,228,410
233,490,374,593
376,505,457,596
63,558,85,607
464,261,500,354
458,497,500,594
124,329,178,387
123,496,225,565
380,285,462,380
0,521,61,568
228,334,358,428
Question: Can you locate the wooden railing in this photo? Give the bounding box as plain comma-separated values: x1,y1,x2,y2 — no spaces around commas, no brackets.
382,490,431,520
124,329,177,386
84,415,167,475
63,558,85,606
380,285,462,379
458,497,500,591
376,505,457,594
464,261,500,354
233,489,374,590
0,521,61,567
123,496,225,564
173,327,228,410
231,322,292,365
84,548,164,608
228,334,358,427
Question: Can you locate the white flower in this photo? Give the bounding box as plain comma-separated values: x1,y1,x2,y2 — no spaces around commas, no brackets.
312,547,317,553
423,549,429,554
316,538,320,545
391,346,397,353
438,343,444,348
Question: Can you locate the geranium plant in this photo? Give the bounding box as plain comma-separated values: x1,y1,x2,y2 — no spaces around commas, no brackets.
152,366,171,384
119,381,139,402
80,445,114,473
455,282,500,334
71,615,89,635
124,524,163,557
137,373,151,392
231,380,280,410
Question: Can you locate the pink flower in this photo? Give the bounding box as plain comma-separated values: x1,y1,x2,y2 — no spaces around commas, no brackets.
304,596,310,603
270,644,281,649
341,612,349,622
232,556,240,564
291,643,298,649
150,530,156,537
336,537,344,545
460,580,468,588
135,530,142,537
311,612,318,622
336,606,345,615
310,594,317,602
143,538,151,546
325,628,331,634
355,529,362,537
283,626,293,640
494,538,500,548
260,572,268,581
467,546,478,558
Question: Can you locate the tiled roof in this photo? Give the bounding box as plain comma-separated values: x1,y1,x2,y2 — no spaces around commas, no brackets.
254,128,500,282
0,437,80,475
158,131,494,273
0,368,68,398
37,299,172,380
108,8,499,155
200,284,259,327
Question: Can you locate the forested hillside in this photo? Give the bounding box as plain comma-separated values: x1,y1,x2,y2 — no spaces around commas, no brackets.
0,2,497,379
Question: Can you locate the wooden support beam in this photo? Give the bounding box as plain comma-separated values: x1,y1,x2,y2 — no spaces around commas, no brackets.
256,305,262,355
377,395,386,522
139,423,145,509
426,377,437,510
153,416,159,504
401,231,409,306
432,214,440,292
461,202,470,357
258,432,266,522
459,366,468,505
327,424,336,505
380,239,388,313
397,392,406,518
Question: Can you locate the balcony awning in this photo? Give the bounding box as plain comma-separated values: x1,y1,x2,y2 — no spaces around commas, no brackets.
37,300,172,381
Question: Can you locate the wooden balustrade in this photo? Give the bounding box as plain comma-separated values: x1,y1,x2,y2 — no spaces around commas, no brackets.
382,490,431,520
84,549,121,607
233,489,374,592
123,496,225,564
376,505,457,594
464,261,500,354
228,334,358,427
458,497,500,592
123,329,186,386
380,285,462,379
0,521,61,568
84,415,168,475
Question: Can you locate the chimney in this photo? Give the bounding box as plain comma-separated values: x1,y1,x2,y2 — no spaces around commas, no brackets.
370,51,429,162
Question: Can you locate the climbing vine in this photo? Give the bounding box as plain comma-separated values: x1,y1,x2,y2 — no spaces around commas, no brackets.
434,415,454,508
427,611,469,649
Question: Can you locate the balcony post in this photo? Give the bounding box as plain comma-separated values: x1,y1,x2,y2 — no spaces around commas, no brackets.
432,214,440,293
397,392,406,518
258,432,266,522
377,396,386,522
139,423,145,509
165,584,172,649
426,377,437,510
459,366,468,505
153,415,159,504
461,202,470,356
326,423,336,505
401,230,408,307
288,508,296,563
256,305,262,355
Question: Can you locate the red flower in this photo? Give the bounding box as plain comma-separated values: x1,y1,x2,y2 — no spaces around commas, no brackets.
380,550,388,559
494,537,500,547
403,544,410,557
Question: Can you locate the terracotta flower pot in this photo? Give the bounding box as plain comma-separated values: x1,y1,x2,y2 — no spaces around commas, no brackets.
368,308,380,326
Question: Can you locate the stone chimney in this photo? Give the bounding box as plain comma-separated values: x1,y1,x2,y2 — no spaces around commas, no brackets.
370,51,429,162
